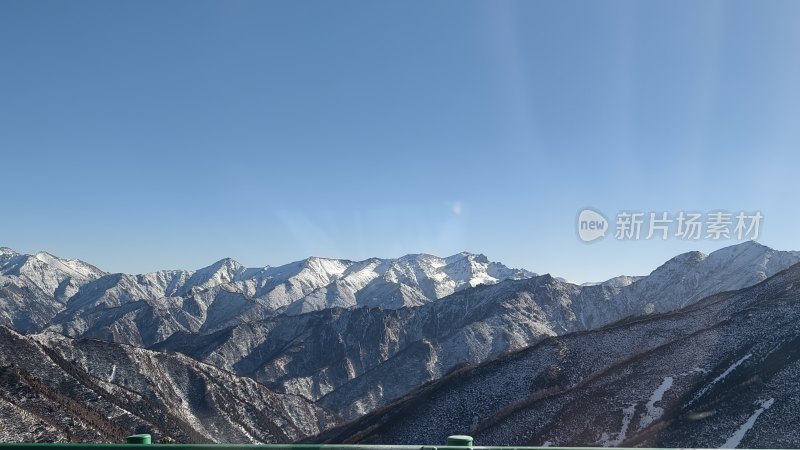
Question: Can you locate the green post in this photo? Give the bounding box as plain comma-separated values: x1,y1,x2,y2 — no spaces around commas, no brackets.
447,435,473,447
126,434,152,444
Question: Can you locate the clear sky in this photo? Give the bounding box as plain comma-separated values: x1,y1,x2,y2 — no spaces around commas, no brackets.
2,1,799,283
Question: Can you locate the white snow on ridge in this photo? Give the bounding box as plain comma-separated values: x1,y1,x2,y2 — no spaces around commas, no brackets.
721,398,775,449
690,353,752,405
582,275,643,288
711,354,753,385
280,252,534,313
33,251,104,280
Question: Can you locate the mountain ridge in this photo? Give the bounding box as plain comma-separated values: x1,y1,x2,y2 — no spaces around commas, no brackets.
0,249,534,337
149,242,800,420
3,241,800,443
0,325,334,443
310,260,800,447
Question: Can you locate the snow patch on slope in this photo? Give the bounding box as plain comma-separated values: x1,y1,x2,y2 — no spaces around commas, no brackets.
639,376,673,429
598,404,636,446
721,398,775,448
691,353,752,405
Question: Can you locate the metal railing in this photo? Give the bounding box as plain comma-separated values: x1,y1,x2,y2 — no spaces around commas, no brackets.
0,435,690,450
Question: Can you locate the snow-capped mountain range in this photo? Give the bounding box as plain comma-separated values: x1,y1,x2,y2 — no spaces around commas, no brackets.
318,256,800,448
149,241,800,420
1,241,800,444
0,248,533,339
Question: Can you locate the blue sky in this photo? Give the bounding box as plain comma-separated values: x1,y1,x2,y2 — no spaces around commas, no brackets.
2,1,799,283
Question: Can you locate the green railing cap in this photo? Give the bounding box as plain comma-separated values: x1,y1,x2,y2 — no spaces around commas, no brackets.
125,435,151,445
446,436,473,447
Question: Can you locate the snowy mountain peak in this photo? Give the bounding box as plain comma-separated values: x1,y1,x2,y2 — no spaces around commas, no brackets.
582,275,643,288
33,250,58,261
31,251,105,280
619,242,800,317
254,252,537,315
444,251,487,264
207,257,245,272
705,241,800,283
0,247,19,267
708,239,771,259
650,250,707,275
302,256,350,275
185,257,246,288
